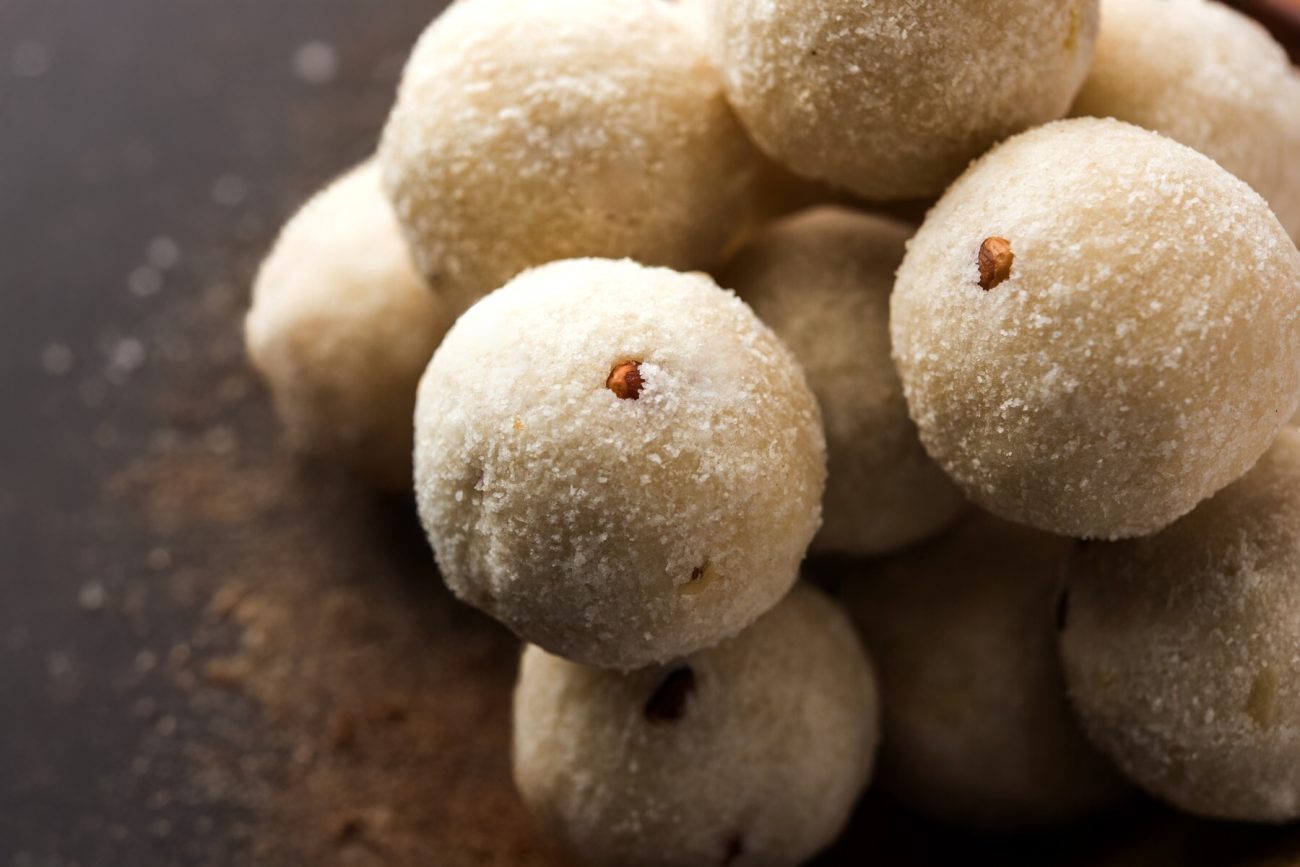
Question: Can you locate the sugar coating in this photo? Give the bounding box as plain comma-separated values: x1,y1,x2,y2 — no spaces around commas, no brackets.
669,0,707,39
720,207,964,556
1072,0,1300,243
245,161,451,490
667,0,843,245
512,583,878,867
414,259,826,670
1285,66,1300,245
1060,428,1300,822
379,0,760,315
704,0,1098,200
843,513,1126,828
891,118,1300,539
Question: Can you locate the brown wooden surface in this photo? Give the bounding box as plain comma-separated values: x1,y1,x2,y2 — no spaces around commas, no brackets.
1,1,1298,865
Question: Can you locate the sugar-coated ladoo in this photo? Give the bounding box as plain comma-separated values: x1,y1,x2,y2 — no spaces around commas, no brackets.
1072,0,1300,242
512,583,879,867
413,258,826,670
704,0,1098,200
1060,428,1300,823
670,0,707,38
843,513,1126,828
669,0,846,243
380,0,760,315
244,161,451,491
720,207,964,557
891,118,1300,540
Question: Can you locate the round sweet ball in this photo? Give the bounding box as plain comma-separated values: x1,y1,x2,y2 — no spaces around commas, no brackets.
670,0,707,39
513,583,879,867
380,0,760,316
1283,67,1300,244
414,258,826,670
1071,0,1300,243
891,118,1300,540
704,0,1099,201
245,161,451,491
720,207,964,556
1060,428,1300,822
843,513,1126,828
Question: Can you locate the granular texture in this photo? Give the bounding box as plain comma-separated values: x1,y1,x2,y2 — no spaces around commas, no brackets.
245,162,450,490
705,0,1098,200
891,118,1300,539
414,258,826,670
380,0,760,314
513,583,878,867
1060,427,1300,824
1072,0,1300,243
720,207,964,556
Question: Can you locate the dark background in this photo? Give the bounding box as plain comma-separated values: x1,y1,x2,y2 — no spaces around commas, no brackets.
2,1,1299,865
1,1,450,863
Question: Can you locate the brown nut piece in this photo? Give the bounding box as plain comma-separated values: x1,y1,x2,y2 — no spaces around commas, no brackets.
978,236,1014,290
607,360,644,400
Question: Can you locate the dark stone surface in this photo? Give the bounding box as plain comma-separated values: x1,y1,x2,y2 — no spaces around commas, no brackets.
0,1,438,862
